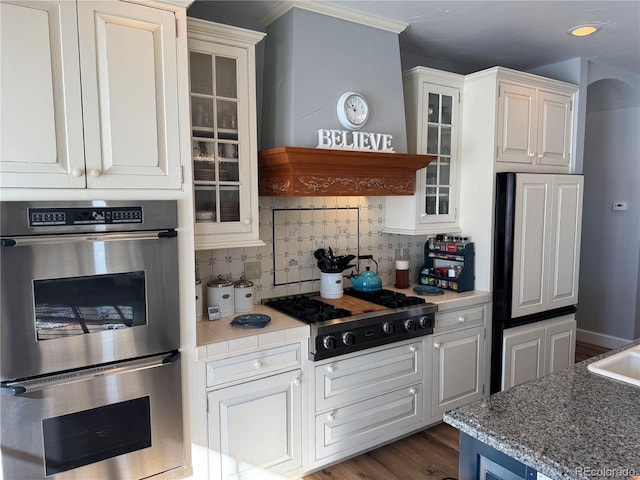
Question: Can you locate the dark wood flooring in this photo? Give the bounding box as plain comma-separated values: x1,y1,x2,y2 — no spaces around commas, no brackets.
302,341,609,480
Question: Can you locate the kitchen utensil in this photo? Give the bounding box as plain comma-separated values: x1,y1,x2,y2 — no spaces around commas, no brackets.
349,255,382,292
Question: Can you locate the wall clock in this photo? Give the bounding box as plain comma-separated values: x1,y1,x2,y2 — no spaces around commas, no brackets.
336,91,369,130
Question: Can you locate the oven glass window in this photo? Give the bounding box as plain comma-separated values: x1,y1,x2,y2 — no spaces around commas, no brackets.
33,272,147,340
42,396,152,476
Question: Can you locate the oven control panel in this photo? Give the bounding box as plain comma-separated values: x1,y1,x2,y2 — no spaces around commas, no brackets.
29,207,143,227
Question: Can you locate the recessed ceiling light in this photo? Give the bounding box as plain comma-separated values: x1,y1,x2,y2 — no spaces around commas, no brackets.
568,24,601,37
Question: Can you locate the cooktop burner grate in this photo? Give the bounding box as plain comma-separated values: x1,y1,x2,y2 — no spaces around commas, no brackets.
263,296,352,324
343,288,426,308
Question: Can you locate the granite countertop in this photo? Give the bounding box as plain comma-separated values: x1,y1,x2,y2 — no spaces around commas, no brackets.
195,286,490,362
444,339,640,480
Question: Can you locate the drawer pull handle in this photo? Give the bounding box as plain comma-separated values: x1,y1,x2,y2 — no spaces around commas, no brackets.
327,412,335,422
434,342,441,349
327,364,335,373
409,387,417,395
253,360,263,369
458,316,466,323
409,345,417,353
293,377,301,386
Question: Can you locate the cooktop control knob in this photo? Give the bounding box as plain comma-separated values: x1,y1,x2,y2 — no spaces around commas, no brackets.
404,319,417,331
342,332,355,345
382,322,395,335
323,336,337,350
419,316,431,328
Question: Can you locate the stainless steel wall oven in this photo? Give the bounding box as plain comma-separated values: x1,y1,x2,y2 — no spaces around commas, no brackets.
0,200,185,480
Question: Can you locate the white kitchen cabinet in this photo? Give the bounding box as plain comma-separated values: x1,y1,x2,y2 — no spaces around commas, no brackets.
429,305,487,422
385,67,464,235
207,371,302,479
511,174,583,319
1,0,183,189
204,343,304,480
187,19,265,250
502,314,576,390
310,339,426,468
496,82,574,171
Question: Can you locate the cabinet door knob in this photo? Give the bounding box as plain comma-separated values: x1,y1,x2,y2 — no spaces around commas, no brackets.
327,412,335,422
409,387,417,395
327,364,335,374
434,342,441,349
409,345,417,353
89,169,101,177
293,377,301,386
253,360,263,369
528,153,535,158
243,218,251,225
71,168,84,177
458,316,466,323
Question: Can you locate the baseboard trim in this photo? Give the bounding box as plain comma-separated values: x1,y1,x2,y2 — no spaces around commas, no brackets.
576,328,633,349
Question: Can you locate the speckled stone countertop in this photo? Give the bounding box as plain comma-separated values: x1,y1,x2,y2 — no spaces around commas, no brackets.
444,339,640,480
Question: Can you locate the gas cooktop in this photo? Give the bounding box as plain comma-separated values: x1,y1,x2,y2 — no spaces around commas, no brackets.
263,289,436,360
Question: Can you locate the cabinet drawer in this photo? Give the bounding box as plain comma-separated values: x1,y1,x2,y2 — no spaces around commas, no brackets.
207,343,301,387
314,384,423,462
314,340,422,412
435,305,485,332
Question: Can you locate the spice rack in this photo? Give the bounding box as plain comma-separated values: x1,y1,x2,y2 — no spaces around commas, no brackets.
418,239,474,292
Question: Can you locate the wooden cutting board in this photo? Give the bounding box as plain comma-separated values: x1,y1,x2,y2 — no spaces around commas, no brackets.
310,295,387,315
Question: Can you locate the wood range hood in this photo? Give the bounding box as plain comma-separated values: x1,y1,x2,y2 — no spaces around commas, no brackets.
258,147,436,196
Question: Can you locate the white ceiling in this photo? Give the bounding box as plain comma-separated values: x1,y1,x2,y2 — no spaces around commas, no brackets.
208,0,640,75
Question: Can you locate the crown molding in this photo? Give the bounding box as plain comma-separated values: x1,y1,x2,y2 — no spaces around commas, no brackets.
262,0,407,34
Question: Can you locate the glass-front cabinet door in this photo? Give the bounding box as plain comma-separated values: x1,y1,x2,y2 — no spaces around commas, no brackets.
419,84,459,226
187,20,265,249
384,68,462,236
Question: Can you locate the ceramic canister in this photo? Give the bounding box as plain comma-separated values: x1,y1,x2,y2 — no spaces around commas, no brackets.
233,277,254,313
195,279,203,321
207,275,234,318
320,272,343,299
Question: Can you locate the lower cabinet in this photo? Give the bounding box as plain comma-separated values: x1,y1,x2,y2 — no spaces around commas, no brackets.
207,370,302,479
203,343,304,480
428,304,488,424
459,432,539,480
502,314,576,390
309,339,426,469
431,325,485,420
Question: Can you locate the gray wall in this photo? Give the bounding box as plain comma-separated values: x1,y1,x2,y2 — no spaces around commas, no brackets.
578,64,640,344
261,8,408,152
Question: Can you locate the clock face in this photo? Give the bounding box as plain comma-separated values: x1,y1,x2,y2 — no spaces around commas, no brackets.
337,92,369,130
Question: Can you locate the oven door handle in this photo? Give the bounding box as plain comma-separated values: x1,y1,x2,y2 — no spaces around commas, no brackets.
1,230,177,247
0,351,180,396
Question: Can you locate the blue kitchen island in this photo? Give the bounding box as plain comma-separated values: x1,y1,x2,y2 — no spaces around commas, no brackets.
444,340,640,480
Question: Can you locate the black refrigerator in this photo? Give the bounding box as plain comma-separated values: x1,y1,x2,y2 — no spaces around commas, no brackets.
490,172,583,393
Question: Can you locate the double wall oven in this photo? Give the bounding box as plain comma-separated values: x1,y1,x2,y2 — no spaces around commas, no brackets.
0,201,185,480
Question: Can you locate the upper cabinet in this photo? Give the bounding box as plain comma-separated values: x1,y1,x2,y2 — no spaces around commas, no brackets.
0,0,183,189
385,67,464,235
496,81,574,171
187,19,265,250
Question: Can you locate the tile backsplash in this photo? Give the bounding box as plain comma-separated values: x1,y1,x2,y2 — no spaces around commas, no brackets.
196,196,429,303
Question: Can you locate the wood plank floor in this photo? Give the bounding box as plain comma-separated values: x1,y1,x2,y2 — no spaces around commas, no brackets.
302,341,609,480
